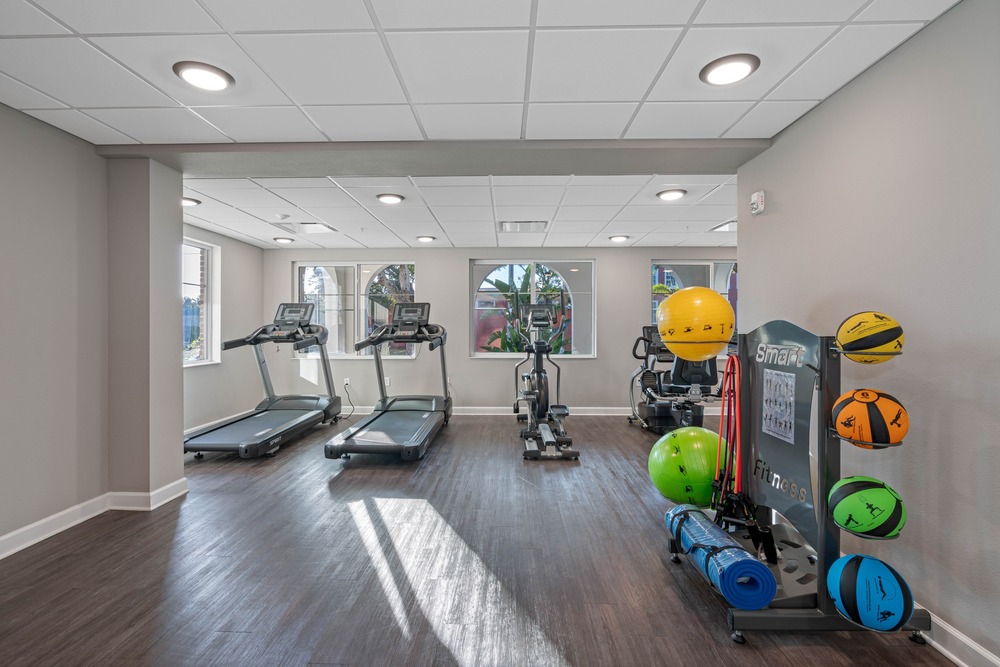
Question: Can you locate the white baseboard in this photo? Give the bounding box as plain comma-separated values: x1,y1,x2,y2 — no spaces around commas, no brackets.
108,478,189,511
452,406,633,416
0,478,189,561
922,607,1000,667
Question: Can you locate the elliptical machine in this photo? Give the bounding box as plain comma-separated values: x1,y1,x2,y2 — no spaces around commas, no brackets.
628,325,718,435
513,303,579,460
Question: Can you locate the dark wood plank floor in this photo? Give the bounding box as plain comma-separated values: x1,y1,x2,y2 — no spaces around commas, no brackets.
0,415,950,666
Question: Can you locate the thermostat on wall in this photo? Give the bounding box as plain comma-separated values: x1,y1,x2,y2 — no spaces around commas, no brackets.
750,190,765,216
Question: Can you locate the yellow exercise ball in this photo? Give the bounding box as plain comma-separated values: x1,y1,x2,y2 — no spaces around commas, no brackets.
656,286,735,361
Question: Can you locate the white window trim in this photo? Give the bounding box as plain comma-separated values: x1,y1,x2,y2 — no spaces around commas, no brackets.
293,260,418,359
182,237,221,367
470,258,596,359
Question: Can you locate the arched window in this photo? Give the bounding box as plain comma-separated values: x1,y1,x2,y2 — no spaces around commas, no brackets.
471,260,594,356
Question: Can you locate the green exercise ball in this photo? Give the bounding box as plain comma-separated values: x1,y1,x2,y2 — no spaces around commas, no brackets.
648,426,723,506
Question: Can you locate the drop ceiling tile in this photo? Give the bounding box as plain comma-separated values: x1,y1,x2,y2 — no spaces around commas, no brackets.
664,205,736,222
354,233,407,248
724,100,817,138
695,0,868,24
613,205,679,221
371,207,436,223
306,105,422,141
33,0,219,33
446,232,497,247
536,0,699,26
647,26,837,102
562,184,643,206
387,31,528,103
548,220,608,233
419,187,493,207
543,233,595,247
633,232,696,246
23,109,137,144
92,34,294,107
380,221,445,238
634,180,728,202
498,232,546,247
199,0,373,31
431,207,495,223
656,220,720,233
294,232,369,249
371,0,531,29
240,208,319,224
252,178,334,188
526,103,636,139
855,0,961,22
493,186,566,206
603,219,664,234
770,24,922,101
238,33,406,105
695,184,737,207
413,176,491,186
305,208,380,226
554,206,623,222
0,38,175,107
418,104,523,140
270,188,357,208
0,1,71,35
342,185,425,207
185,205,268,225
495,205,558,222
194,107,327,142
0,72,66,109
85,108,232,143
530,29,682,102
572,175,652,186
185,178,257,189
194,187,288,208
333,177,413,189
681,231,736,246
492,176,572,186
626,102,754,139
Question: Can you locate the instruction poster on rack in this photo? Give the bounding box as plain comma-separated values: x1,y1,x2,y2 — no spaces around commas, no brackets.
762,368,795,444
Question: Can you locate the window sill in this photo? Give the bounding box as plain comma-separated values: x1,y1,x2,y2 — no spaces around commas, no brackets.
183,359,221,369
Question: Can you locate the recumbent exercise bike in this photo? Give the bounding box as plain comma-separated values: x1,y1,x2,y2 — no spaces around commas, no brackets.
513,303,579,460
628,325,719,435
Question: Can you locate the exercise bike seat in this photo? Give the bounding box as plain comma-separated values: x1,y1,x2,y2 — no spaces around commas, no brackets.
549,404,569,418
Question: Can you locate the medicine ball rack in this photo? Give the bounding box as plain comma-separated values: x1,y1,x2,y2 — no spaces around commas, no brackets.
717,320,930,644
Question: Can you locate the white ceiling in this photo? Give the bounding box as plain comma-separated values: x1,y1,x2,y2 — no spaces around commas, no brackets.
0,0,961,248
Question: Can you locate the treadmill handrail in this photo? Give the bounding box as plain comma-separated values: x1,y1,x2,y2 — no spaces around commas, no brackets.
223,324,272,350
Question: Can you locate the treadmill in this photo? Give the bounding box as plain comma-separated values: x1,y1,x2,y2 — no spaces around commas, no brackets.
184,303,341,459
324,302,451,462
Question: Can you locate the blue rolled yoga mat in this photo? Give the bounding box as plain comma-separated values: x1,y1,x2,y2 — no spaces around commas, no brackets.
665,504,777,611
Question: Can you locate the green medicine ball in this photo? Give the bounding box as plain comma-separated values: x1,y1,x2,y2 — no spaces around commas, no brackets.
828,475,906,539
648,426,723,506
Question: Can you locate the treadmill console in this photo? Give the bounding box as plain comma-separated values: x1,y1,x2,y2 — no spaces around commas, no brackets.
271,303,315,341
392,302,430,336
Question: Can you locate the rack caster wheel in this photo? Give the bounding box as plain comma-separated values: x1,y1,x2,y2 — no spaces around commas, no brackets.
193,452,203,459
731,631,746,644
670,553,681,563
909,631,927,645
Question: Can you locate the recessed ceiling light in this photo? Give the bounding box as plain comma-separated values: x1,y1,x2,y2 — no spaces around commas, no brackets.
273,237,294,244
376,193,404,204
416,236,435,243
570,268,580,272
656,189,687,201
609,235,630,243
173,61,235,91
181,197,201,207
699,54,760,86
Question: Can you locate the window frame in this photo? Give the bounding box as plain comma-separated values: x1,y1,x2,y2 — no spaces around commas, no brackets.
182,238,220,367
649,260,737,327
470,259,596,359
294,260,417,359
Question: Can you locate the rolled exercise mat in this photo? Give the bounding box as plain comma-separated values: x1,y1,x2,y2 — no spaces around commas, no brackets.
665,504,777,610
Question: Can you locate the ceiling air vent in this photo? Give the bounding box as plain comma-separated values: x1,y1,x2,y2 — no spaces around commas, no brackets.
272,222,338,234
497,220,550,233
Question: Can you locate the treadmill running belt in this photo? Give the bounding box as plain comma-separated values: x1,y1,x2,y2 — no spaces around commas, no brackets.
349,411,435,446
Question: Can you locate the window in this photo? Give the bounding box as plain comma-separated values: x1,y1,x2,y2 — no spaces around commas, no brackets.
471,260,594,356
182,239,217,365
296,262,416,357
651,261,738,329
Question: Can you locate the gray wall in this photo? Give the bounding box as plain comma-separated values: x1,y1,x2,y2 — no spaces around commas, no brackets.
738,0,998,657
258,246,735,412
181,225,265,431
0,104,109,535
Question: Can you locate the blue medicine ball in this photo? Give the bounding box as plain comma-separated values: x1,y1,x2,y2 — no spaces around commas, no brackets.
827,554,913,632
